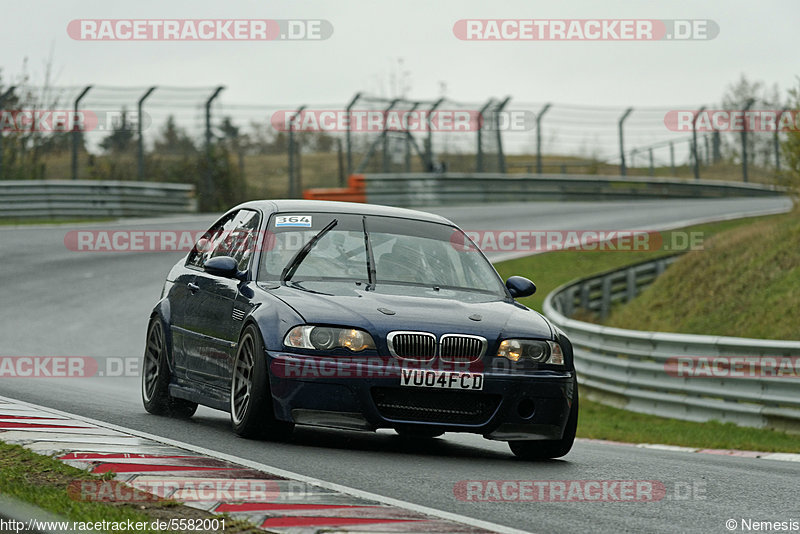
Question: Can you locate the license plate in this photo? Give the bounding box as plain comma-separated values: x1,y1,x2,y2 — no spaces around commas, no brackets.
400,369,483,390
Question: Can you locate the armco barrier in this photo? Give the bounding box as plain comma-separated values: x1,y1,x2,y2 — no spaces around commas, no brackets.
358,173,784,207
0,180,197,219
543,255,800,432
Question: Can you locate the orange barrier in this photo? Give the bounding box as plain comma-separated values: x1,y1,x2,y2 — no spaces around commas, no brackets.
303,174,366,203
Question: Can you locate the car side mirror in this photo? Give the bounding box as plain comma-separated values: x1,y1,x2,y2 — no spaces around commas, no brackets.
204,256,246,280
506,276,536,298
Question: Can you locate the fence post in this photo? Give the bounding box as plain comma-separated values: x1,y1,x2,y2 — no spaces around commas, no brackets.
345,92,360,176
71,85,92,181
774,106,787,174
741,98,755,182
618,107,633,176
203,86,224,205
476,99,493,172
288,105,305,198
692,105,705,181
337,138,345,186
0,86,15,179
669,141,675,176
536,103,551,174
495,96,511,173
136,86,156,181
381,99,399,173
425,98,443,171
648,148,654,176
405,102,419,172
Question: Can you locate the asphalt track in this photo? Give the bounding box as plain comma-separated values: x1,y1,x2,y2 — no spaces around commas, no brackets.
1,197,797,533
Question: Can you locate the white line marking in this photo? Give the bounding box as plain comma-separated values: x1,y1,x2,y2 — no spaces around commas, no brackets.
0,395,533,534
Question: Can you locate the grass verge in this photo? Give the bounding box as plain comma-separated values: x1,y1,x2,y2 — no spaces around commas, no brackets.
0,440,260,533
604,210,800,340
493,211,799,452
579,399,799,452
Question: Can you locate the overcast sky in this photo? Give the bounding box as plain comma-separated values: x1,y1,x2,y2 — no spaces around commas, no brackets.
3,0,799,107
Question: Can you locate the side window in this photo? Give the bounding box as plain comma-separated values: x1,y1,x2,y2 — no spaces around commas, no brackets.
226,210,261,271
185,212,239,270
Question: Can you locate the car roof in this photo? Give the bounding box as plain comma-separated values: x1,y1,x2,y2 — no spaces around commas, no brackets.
233,199,453,225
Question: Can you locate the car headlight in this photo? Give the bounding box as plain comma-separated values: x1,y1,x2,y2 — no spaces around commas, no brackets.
284,326,376,352
496,339,564,365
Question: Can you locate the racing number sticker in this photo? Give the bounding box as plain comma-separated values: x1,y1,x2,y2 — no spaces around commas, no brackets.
275,215,312,228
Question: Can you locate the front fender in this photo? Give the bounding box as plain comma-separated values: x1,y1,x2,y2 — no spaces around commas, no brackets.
246,295,305,352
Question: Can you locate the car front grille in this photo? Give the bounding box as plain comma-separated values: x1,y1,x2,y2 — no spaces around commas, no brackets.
371,387,501,425
387,332,437,360
440,335,487,363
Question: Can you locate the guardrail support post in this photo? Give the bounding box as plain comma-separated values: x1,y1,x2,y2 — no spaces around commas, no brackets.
536,103,551,174
580,282,590,311
137,86,157,181
692,106,705,181
345,92,360,175
71,85,92,181
626,268,637,302
618,108,633,176
0,86,15,179
740,98,755,182
600,276,612,320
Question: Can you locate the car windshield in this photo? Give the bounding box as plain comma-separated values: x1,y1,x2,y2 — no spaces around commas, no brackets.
258,212,506,296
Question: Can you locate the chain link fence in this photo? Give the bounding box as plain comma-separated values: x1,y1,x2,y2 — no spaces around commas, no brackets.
0,83,795,210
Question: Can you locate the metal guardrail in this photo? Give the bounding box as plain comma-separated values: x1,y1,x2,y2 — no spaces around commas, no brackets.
363,173,785,207
543,255,800,432
0,180,197,219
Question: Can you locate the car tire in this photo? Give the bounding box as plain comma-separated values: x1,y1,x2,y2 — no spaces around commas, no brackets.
508,380,578,460
395,426,445,439
230,324,294,440
141,318,198,418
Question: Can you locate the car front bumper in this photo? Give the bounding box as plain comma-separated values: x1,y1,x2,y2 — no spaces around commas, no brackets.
266,351,575,441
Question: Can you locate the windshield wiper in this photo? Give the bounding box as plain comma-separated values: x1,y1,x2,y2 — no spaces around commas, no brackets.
362,216,376,290
281,219,338,282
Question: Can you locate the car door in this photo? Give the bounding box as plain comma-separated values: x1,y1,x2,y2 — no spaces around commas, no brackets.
182,209,260,391
170,214,235,380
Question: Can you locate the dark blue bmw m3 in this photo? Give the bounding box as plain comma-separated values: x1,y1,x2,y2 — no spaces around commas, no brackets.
142,200,578,459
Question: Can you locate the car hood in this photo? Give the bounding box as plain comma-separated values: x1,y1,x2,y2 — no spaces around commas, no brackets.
263,281,552,342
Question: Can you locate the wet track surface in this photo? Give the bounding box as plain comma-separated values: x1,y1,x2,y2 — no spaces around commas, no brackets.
1,198,797,533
